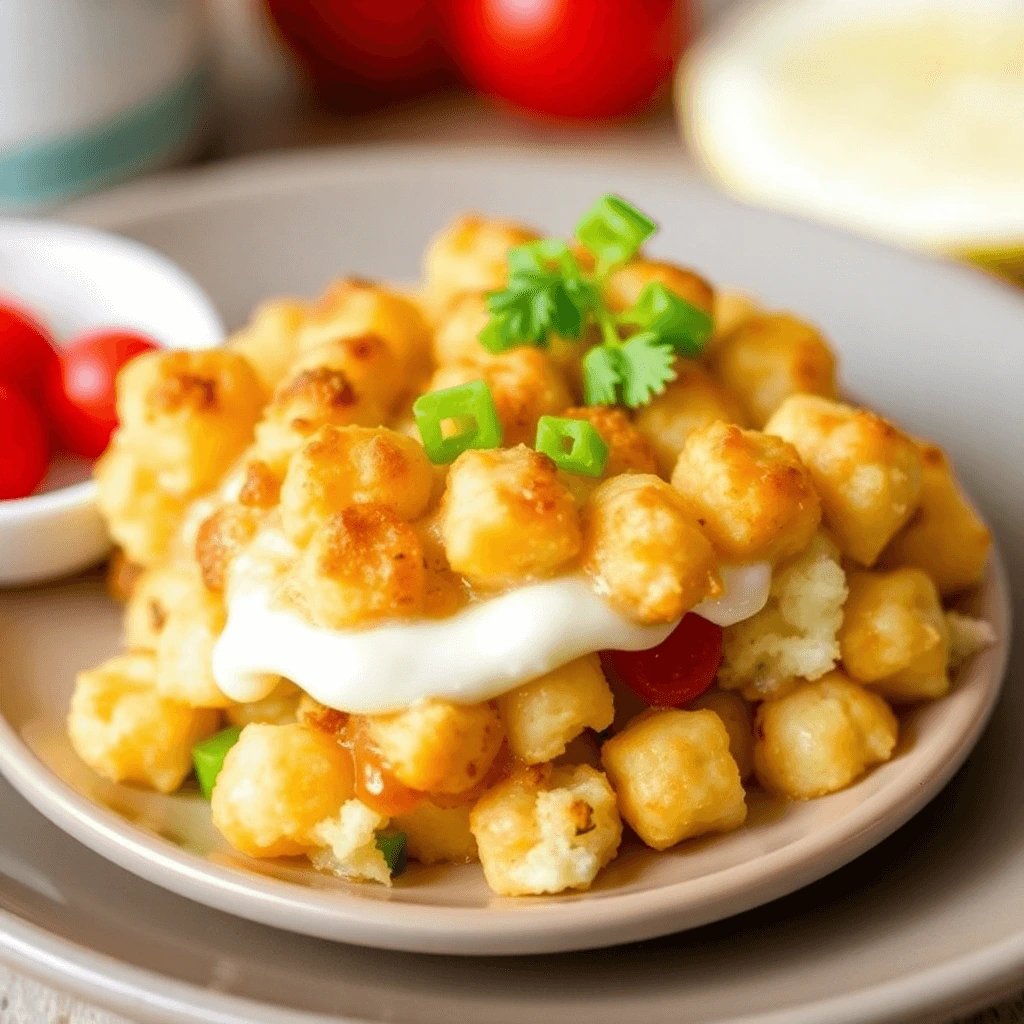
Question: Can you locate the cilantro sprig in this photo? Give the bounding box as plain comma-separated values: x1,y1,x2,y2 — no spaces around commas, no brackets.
478,195,714,409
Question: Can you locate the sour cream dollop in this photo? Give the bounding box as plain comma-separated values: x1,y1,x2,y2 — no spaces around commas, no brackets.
213,563,771,715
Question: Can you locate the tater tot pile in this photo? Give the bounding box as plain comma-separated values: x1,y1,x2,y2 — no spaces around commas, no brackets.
73,207,994,898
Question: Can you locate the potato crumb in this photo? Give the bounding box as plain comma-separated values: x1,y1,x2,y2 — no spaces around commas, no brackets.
946,612,997,672
310,799,392,885
719,532,848,699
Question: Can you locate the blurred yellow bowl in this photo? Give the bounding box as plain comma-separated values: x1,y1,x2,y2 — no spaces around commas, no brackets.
680,0,1024,283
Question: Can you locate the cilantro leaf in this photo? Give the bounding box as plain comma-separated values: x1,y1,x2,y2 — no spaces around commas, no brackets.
583,345,623,405
480,243,598,353
619,282,715,357
617,333,677,407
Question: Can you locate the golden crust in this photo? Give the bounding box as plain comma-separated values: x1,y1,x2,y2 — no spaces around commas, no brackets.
765,395,923,566
711,313,838,428
292,504,426,629
280,424,433,544
671,421,821,564
879,442,991,595
581,473,720,624
634,362,748,478
440,445,581,590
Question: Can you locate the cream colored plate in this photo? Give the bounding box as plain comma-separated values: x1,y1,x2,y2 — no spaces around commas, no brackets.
0,151,1019,987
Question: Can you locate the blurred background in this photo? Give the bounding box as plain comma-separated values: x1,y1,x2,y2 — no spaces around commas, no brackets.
2,0,1021,285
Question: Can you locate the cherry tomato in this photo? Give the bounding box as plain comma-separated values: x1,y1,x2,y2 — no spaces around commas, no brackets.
266,0,451,110
43,329,159,459
601,613,723,707
0,300,59,399
444,0,691,120
0,384,50,499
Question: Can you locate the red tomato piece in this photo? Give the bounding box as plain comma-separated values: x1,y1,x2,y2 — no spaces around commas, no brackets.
43,329,159,459
0,384,50,499
444,0,691,120
266,0,451,109
0,300,59,399
601,612,723,708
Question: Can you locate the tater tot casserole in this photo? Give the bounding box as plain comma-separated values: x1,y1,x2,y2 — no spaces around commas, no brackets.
71,195,996,896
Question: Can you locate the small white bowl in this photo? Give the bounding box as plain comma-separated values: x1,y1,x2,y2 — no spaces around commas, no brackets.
0,218,224,586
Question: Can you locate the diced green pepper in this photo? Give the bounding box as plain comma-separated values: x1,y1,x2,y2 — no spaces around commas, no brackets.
620,282,714,357
375,832,408,877
535,415,609,478
192,726,241,800
575,194,657,273
412,380,503,464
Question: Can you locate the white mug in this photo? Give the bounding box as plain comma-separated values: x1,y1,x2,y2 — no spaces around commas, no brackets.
0,0,211,211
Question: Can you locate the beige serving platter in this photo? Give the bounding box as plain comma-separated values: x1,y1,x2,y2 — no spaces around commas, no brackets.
0,148,1022,1022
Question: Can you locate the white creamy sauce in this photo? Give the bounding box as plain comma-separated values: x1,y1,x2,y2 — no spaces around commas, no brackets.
694,561,773,627
213,562,771,715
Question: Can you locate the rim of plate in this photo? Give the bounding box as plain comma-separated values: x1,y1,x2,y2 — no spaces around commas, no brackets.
0,144,1014,958
0,550,1010,957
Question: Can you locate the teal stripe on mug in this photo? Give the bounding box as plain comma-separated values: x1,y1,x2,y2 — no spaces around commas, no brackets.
0,65,211,209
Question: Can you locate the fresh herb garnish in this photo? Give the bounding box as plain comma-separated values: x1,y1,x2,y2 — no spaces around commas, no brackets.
375,831,408,876
412,380,503,464
479,195,713,409
535,415,609,478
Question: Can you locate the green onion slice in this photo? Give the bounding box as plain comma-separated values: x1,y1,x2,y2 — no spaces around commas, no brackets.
412,380,504,464
535,415,609,478
575,194,657,274
375,832,408,876
192,726,242,801
619,282,714,357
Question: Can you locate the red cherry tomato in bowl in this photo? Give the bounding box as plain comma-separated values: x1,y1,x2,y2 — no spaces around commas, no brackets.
0,300,59,399
444,0,690,120
43,329,159,459
601,613,723,707
0,384,50,499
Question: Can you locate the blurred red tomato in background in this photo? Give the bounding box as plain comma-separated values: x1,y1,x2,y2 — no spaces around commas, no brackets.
445,0,690,120
265,0,452,109
265,0,693,120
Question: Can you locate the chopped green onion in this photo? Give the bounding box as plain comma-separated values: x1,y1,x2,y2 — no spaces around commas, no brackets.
619,282,714,357
575,194,657,274
192,727,242,800
412,381,503,464
535,415,609,478
375,832,408,876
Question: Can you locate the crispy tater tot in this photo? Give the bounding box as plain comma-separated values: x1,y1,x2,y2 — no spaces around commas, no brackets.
879,442,992,595
68,652,219,793
116,349,266,497
711,313,838,428
753,672,898,800
291,505,426,628
211,723,355,858
603,258,715,316
581,473,720,625
280,424,433,545
298,277,432,381
439,445,581,590
765,395,923,566
634,362,748,478
470,763,622,896
423,214,540,315
671,421,821,564
227,298,307,394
